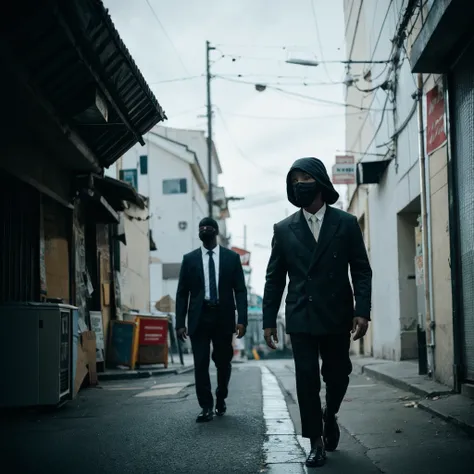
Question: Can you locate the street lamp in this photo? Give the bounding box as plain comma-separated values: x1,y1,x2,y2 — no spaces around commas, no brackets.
285,58,320,67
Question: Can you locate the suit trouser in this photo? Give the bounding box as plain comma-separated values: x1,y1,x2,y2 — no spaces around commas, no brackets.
290,332,352,439
190,307,234,409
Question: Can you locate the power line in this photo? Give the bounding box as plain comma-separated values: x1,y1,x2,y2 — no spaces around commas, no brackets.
215,75,343,88
215,75,388,111
148,75,204,85
348,0,418,152
348,0,365,61
218,109,362,121
367,0,395,65
145,0,194,76
359,93,391,161
271,86,389,111
215,108,286,177
310,0,338,83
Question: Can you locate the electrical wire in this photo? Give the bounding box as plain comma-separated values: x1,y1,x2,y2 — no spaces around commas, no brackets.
358,93,391,161
271,86,388,111
218,109,362,121
310,0,339,84
215,75,343,88
215,75,388,111
215,108,286,177
348,0,365,61
368,0,395,65
148,75,204,85
145,0,194,77
348,0,418,152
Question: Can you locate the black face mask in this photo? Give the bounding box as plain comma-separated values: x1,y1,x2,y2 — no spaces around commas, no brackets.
293,181,320,208
199,228,216,244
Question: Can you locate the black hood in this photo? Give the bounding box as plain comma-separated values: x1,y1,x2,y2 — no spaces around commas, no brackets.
286,157,339,206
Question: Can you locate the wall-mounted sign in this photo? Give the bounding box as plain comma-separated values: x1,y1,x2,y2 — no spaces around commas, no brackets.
332,155,356,185
426,84,447,155
119,169,138,191
231,246,251,266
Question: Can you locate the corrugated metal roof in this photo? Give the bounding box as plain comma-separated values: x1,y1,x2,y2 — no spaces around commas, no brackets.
0,0,166,168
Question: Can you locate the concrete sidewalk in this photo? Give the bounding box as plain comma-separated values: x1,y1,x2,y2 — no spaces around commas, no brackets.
351,357,474,436
263,359,474,473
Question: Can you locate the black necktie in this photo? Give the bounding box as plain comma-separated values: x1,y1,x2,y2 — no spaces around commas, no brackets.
208,250,218,303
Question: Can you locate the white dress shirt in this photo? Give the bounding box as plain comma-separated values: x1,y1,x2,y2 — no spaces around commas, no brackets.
303,203,327,242
201,245,220,300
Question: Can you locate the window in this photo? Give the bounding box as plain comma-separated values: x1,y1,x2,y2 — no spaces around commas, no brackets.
139,155,148,175
163,178,187,195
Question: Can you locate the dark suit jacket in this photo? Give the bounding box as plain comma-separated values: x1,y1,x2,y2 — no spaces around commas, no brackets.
263,206,372,335
176,247,248,336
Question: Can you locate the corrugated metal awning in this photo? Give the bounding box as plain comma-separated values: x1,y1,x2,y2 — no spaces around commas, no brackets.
0,0,166,169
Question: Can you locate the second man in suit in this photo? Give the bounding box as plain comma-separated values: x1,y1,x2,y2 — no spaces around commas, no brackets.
176,217,248,422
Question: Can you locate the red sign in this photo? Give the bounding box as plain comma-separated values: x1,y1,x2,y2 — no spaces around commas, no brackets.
139,318,168,346
231,246,250,266
426,85,447,155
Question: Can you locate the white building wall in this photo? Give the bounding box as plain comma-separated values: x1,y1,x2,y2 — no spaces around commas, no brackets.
344,0,422,360
119,204,151,313
107,128,221,311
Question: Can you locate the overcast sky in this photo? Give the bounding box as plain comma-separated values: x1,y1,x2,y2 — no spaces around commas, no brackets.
104,0,348,296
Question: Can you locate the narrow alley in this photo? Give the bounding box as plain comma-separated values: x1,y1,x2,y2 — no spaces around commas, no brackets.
3,361,473,473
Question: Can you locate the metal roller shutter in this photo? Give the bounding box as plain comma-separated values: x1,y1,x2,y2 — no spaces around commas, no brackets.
0,173,40,303
451,40,474,381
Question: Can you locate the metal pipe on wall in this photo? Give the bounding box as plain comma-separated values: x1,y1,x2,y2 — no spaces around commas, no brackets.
416,72,435,376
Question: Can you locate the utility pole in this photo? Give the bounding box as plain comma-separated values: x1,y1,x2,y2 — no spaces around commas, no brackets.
206,40,215,218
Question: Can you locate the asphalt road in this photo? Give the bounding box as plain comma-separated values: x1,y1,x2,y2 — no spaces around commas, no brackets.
3,360,474,473
2,365,265,474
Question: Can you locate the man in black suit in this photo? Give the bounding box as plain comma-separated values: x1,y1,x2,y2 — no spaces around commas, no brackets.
263,157,372,468
176,217,248,422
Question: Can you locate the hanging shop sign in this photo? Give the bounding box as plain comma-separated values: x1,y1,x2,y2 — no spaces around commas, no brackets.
426,84,447,155
332,155,356,185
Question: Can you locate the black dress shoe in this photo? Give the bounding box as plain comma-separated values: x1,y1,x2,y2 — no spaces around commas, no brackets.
306,445,327,468
323,409,340,452
215,399,227,416
196,408,214,423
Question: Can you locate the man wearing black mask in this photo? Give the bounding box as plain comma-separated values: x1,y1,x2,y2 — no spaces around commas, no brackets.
263,157,372,468
176,217,248,422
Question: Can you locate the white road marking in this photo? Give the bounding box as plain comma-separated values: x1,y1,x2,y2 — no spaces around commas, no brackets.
261,366,306,473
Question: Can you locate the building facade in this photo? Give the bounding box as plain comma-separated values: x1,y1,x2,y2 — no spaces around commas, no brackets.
108,126,230,313
0,0,165,378
343,1,454,388
410,0,474,394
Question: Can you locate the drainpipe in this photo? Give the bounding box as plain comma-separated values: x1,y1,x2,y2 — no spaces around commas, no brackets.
416,73,435,377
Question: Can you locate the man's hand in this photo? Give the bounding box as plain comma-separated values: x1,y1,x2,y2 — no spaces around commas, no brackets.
352,317,369,341
176,327,188,342
236,324,246,338
264,328,279,350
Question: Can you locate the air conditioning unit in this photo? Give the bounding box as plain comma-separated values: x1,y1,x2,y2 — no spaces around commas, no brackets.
0,302,77,408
